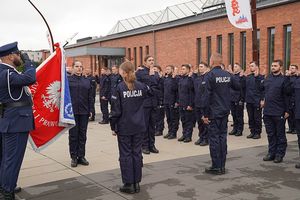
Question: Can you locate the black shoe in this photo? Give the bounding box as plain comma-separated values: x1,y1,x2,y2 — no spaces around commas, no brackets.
78,157,89,166
183,138,192,143
247,133,255,139
142,148,150,154
14,187,21,193
235,130,243,136
120,183,135,194
252,134,261,139
263,154,275,161
155,132,163,136
229,130,237,135
231,124,234,127
178,136,185,142
163,133,170,139
168,135,176,140
286,129,293,134
98,121,109,124
149,146,159,153
295,163,300,169
199,140,209,146
134,183,140,193
204,167,223,175
292,130,297,134
194,138,201,145
221,167,226,174
71,158,78,167
273,156,283,163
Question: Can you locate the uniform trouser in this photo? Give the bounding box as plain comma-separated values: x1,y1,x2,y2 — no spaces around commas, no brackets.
288,108,296,132
179,108,194,139
263,115,287,158
208,116,228,169
142,107,156,150
165,106,179,137
246,103,262,135
195,107,208,142
296,119,300,153
117,134,143,184
0,132,28,192
69,114,89,159
90,93,96,119
100,99,109,122
230,101,244,132
155,106,165,133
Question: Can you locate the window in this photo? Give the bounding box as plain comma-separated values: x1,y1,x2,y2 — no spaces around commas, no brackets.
133,47,137,68
127,48,131,60
268,27,275,72
240,32,246,69
207,36,211,65
197,38,201,64
145,45,150,55
139,47,143,66
228,33,234,66
284,25,292,70
217,35,222,55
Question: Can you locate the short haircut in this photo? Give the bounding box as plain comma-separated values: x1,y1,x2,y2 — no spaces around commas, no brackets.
199,62,208,67
166,65,175,70
273,59,283,67
144,55,153,62
154,65,162,72
181,64,191,70
250,61,258,67
290,64,298,70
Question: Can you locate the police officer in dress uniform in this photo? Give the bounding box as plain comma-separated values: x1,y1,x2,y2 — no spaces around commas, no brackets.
177,64,194,143
163,65,179,140
110,61,153,194
68,61,93,167
0,42,36,200
98,67,111,124
84,67,97,121
229,63,245,137
202,53,240,175
136,55,159,154
193,62,210,146
262,60,291,163
109,65,123,110
292,72,300,168
245,61,264,139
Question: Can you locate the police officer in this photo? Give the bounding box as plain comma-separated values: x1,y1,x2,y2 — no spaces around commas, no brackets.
202,53,239,175
110,61,152,194
153,65,165,136
262,60,291,163
292,73,300,168
286,64,298,134
229,63,245,137
110,65,123,95
193,62,209,146
245,61,264,139
136,55,159,154
68,61,92,167
84,67,97,121
163,65,179,140
0,42,36,199
177,64,194,143
98,67,111,124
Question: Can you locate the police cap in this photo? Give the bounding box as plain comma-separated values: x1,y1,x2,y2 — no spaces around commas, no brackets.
0,42,19,57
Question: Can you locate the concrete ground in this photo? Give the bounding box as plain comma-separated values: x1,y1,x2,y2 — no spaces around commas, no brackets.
16,102,300,199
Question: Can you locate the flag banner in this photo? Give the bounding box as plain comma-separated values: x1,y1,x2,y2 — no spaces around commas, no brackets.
29,43,75,152
225,0,253,29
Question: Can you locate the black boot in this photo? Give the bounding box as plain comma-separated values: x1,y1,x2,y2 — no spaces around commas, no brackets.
204,167,223,175
295,163,300,169
178,136,185,142
14,187,21,193
163,133,170,139
71,158,78,167
194,138,201,145
263,154,275,161
235,130,243,136
247,133,255,139
229,130,237,135
149,146,159,153
78,157,89,166
199,140,209,146
134,183,140,193
120,183,135,194
252,134,261,139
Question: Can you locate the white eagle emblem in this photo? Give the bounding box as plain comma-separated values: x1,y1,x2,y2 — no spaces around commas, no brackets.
42,81,61,112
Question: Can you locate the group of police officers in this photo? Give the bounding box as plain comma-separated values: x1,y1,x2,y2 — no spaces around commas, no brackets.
1,40,300,198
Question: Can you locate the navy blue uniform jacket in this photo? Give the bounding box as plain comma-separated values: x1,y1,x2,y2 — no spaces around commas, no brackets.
192,73,209,108
178,75,194,109
110,74,123,91
0,61,36,133
293,77,300,119
245,74,264,106
110,81,151,135
68,75,92,115
230,73,245,103
163,75,178,106
98,75,111,99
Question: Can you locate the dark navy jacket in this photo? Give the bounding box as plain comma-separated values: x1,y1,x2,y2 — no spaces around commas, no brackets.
156,76,164,106
293,77,300,119
178,75,194,109
263,74,291,116
192,73,209,109
110,81,151,135
230,73,245,103
135,66,159,108
245,74,264,106
68,75,92,115
0,61,36,133
163,75,178,106
289,75,298,108
86,75,97,96
204,66,240,119
98,74,111,99
110,73,123,92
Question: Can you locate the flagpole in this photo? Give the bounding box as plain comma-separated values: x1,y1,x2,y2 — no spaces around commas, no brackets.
251,0,258,63
27,0,55,52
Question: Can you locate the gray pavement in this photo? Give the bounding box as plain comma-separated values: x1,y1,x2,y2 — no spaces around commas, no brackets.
17,141,300,200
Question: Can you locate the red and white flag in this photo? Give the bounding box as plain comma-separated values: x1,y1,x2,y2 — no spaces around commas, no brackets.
29,43,75,152
225,0,253,29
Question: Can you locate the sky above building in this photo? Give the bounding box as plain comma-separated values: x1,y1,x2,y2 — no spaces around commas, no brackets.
0,0,189,50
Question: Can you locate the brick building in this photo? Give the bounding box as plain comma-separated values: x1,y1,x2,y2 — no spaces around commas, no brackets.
65,0,300,75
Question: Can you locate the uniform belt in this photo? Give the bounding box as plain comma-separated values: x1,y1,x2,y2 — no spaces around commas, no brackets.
3,101,32,108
